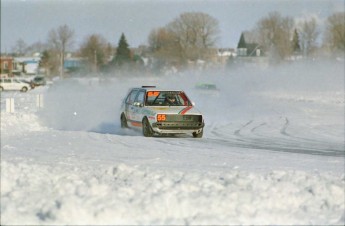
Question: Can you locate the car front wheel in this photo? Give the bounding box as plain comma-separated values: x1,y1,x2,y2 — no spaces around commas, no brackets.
142,118,153,137
193,129,203,138
21,87,28,92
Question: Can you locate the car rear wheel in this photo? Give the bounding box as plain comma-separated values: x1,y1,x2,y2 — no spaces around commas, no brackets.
0,86,3,92
142,118,153,137
21,87,28,92
193,129,203,138
120,113,128,128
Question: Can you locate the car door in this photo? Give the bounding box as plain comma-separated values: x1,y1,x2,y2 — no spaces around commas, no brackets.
4,79,13,90
12,79,22,90
132,90,146,123
125,89,139,126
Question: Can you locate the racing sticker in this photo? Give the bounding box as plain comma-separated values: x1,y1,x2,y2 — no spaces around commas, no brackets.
130,121,142,127
142,109,155,116
157,114,166,121
179,106,193,115
147,91,160,97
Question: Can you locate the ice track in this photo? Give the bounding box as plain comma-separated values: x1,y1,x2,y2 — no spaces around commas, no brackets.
206,117,344,157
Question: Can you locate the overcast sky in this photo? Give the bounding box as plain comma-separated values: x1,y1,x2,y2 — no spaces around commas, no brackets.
1,0,344,52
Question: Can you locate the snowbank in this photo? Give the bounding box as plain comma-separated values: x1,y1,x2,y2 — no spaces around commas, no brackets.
1,160,344,225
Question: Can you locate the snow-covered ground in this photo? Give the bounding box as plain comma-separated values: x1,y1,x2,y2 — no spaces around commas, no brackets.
1,61,344,225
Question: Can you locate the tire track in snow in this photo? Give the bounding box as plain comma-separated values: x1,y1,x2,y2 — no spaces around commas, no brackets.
280,117,290,136
234,120,253,136
206,136,344,157
207,118,344,157
278,117,337,146
251,122,267,133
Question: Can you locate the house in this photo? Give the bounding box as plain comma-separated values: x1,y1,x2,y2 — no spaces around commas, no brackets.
237,32,263,57
64,57,86,73
236,32,268,67
0,57,13,76
14,57,40,75
217,48,236,65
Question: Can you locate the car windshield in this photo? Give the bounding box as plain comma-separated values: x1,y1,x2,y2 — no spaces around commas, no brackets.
145,91,192,106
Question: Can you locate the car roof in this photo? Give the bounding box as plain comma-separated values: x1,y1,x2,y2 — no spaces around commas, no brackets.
133,86,183,92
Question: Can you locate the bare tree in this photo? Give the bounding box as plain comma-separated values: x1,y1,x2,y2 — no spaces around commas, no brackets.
80,34,109,73
26,41,49,56
167,12,220,61
148,12,219,66
12,39,28,56
48,24,74,77
256,12,294,61
324,12,345,55
298,17,320,57
148,27,182,64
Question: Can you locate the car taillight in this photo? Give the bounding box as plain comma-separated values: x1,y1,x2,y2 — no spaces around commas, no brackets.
157,114,166,122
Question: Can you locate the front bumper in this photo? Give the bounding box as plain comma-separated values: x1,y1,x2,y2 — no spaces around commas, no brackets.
152,121,204,134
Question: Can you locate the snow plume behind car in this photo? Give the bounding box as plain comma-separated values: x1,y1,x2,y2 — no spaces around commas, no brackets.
38,79,121,133
37,61,344,135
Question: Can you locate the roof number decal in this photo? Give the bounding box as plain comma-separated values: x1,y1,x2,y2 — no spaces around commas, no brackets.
147,91,160,97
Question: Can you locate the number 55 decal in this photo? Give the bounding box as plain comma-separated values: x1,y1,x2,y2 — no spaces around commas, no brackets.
157,114,166,121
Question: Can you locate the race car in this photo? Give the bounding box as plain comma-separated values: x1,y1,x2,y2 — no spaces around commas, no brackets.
120,86,204,138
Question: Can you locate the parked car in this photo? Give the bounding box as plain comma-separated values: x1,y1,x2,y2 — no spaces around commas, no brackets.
31,76,46,87
0,78,32,92
195,83,220,96
195,83,218,90
120,86,204,137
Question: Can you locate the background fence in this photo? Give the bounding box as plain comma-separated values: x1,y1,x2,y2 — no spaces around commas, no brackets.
0,91,44,113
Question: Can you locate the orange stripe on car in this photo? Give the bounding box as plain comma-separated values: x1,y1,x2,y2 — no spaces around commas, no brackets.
130,121,142,127
179,106,193,115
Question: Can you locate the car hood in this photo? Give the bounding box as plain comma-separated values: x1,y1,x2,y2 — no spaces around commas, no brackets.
148,106,202,115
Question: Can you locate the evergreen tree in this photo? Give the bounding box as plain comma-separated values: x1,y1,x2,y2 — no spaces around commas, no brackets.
237,32,247,49
292,29,301,53
113,33,131,66
39,50,57,77
39,50,50,69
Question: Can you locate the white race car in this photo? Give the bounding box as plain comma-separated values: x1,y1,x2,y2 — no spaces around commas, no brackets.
120,86,204,138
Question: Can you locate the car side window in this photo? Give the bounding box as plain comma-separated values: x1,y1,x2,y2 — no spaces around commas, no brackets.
4,79,11,83
135,91,145,105
126,89,138,104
